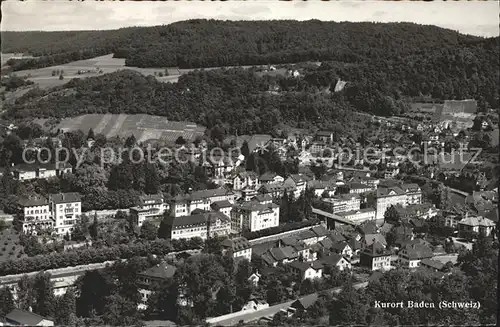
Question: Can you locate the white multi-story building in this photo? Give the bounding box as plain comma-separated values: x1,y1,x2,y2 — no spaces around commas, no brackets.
170,211,231,240
169,188,235,218
232,171,260,191
130,194,167,227
398,243,434,268
375,184,422,219
337,208,376,224
18,196,53,234
284,174,310,198
231,200,280,233
49,193,82,236
221,237,252,262
322,194,361,213
12,163,72,181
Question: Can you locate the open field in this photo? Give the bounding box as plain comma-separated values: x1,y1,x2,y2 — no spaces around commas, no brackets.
0,228,26,263
2,53,182,89
55,113,206,143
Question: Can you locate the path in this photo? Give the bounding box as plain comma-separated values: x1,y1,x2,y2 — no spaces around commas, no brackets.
208,282,368,326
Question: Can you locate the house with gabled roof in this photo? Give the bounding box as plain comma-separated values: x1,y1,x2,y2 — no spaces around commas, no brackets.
4,308,54,326
259,246,299,267
221,237,252,262
137,261,177,310
398,242,434,268
361,233,387,249
320,254,351,271
360,241,391,271
331,241,353,258
458,215,495,237
288,260,323,280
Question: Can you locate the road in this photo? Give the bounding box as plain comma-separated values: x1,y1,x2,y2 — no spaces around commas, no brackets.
208,282,368,326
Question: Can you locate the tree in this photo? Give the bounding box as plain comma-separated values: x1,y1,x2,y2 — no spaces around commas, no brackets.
55,288,77,325
32,272,56,317
87,128,95,140
144,163,160,194
329,281,368,325
16,274,35,311
240,141,250,158
0,287,15,318
102,293,141,326
76,270,113,317
140,221,158,240
175,136,186,145
384,205,401,225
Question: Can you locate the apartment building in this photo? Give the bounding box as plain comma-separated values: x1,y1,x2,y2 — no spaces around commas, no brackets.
337,208,376,224
137,262,177,310
49,193,82,236
170,211,231,240
130,194,167,227
169,188,235,218
322,194,361,213
231,200,280,233
284,174,311,198
375,184,422,220
18,196,53,234
398,243,433,268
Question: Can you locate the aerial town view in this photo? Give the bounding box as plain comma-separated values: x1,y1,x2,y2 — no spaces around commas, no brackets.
0,1,498,326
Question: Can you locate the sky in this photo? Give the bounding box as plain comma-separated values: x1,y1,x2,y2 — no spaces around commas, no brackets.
1,0,499,38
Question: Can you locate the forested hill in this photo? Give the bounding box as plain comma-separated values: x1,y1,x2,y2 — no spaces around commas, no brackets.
4,30,499,138
2,19,492,70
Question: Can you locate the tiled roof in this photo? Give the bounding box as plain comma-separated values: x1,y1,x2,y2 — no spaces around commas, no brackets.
211,200,233,209
362,234,387,247
459,216,495,227
401,243,433,260
5,309,49,326
358,221,379,235
140,261,177,279
221,237,251,252
234,201,279,213
49,192,81,204
311,225,329,237
376,187,406,198
420,258,445,271
251,194,273,203
331,241,350,252
18,195,48,207
172,211,229,229
362,241,390,257
259,172,278,181
289,260,323,273
320,254,346,267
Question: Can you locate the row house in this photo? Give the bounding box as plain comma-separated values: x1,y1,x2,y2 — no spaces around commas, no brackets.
170,211,231,240
231,200,280,233
169,188,235,218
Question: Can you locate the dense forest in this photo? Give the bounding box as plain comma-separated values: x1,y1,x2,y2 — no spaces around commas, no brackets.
2,20,495,70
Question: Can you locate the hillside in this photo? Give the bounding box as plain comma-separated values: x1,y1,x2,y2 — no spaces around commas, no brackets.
1,19,491,71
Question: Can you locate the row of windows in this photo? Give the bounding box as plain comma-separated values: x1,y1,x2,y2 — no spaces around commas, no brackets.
26,209,48,214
